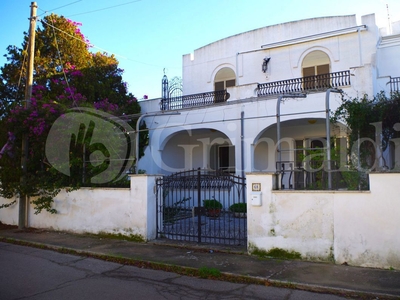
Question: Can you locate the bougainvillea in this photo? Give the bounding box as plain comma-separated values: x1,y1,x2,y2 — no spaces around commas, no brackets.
0,14,143,214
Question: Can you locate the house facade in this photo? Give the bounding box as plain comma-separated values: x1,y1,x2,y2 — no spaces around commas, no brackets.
2,13,400,268
138,14,400,188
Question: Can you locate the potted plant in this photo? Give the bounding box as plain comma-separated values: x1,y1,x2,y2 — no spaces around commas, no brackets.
203,199,223,218
229,203,247,218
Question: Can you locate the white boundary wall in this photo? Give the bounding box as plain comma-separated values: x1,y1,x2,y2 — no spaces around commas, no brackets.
2,173,399,269
0,175,159,241
247,172,400,269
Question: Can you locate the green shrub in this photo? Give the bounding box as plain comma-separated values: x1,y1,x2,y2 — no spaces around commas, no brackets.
229,203,247,213
203,199,222,209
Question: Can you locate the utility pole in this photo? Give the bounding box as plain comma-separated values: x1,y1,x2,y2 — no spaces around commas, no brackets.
19,2,37,229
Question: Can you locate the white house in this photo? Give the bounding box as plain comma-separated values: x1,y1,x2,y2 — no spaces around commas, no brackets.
138,13,400,190
2,13,400,269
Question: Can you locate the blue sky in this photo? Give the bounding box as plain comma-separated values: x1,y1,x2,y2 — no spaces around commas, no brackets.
1,0,399,99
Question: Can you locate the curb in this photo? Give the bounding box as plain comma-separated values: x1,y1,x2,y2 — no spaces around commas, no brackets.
1,236,398,300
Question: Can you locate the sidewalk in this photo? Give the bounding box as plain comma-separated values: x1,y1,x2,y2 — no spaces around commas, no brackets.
1,226,399,299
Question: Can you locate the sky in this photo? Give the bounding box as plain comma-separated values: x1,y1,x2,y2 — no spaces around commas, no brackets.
1,0,400,100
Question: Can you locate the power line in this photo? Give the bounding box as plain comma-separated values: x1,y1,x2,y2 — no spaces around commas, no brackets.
14,42,29,102
39,18,176,69
48,14,80,107
38,0,82,17
35,1,180,72
66,0,142,17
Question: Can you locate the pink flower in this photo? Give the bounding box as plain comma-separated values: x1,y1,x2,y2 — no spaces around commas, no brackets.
70,70,83,77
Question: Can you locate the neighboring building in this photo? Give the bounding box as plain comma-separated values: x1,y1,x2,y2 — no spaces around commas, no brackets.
138,14,400,189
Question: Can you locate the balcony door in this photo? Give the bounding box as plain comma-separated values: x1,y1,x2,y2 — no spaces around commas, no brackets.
214,67,236,90
302,51,331,90
214,67,236,103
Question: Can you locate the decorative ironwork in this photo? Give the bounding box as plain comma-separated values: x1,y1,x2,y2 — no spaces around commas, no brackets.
156,168,247,246
257,70,351,97
161,73,183,109
160,90,229,111
161,73,168,100
276,160,369,191
168,76,183,98
389,76,400,94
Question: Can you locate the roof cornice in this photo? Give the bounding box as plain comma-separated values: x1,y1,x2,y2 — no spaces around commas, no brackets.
378,33,400,48
261,25,367,50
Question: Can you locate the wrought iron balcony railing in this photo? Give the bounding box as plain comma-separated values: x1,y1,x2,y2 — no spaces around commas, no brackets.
257,70,351,97
160,90,229,111
390,76,400,94
159,71,351,110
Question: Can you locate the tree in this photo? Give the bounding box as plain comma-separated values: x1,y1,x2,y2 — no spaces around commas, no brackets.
331,91,400,171
0,14,142,214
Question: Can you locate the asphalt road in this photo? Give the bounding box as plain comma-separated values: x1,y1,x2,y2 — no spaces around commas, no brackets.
0,242,348,300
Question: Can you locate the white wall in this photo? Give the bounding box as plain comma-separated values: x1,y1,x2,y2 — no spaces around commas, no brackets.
139,98,162,114
0,196,18,225
138,89,346,175
0,175,159,241
376,32,400,95
334,173,400,268
183,14,377,98
137,14,396,176
2,172,399,269
247,173,335,261
31,188,133,234
247,172,400,269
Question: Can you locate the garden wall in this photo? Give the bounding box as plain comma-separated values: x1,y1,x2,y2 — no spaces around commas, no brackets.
0,175,159,241
246,172,400,269
2,172,399,269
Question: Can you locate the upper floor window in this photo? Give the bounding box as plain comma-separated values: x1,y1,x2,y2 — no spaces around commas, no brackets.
214,67,236,91
302,51,330,89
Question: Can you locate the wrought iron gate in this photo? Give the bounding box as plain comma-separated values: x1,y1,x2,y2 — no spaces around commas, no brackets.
156,169,247,245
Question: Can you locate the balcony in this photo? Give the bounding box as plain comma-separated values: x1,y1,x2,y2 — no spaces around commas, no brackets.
257,70,351,97
159,71,351,111
390,76,400,94
160,90,229,111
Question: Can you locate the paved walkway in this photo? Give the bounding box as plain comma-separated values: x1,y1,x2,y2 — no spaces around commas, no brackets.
0,227,399,299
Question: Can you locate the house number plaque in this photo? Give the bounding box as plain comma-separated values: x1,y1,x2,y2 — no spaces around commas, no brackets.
252,183,261,191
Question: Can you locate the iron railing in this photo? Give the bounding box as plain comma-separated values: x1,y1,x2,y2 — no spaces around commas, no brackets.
160,90,229,111
389,76,400,94
159,71,351,110
257,70,351,97
276,160,369,191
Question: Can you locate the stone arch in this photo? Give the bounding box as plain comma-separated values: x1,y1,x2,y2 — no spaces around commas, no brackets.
252,118,349,172
302,50,331,76
211,65,236,91
296,47,334,70
160,128,235,173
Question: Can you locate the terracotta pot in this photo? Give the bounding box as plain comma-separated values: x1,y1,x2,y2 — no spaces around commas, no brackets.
206,209,221,218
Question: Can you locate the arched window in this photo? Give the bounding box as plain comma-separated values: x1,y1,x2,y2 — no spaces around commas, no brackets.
302,51,330,89
214,67,236,91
